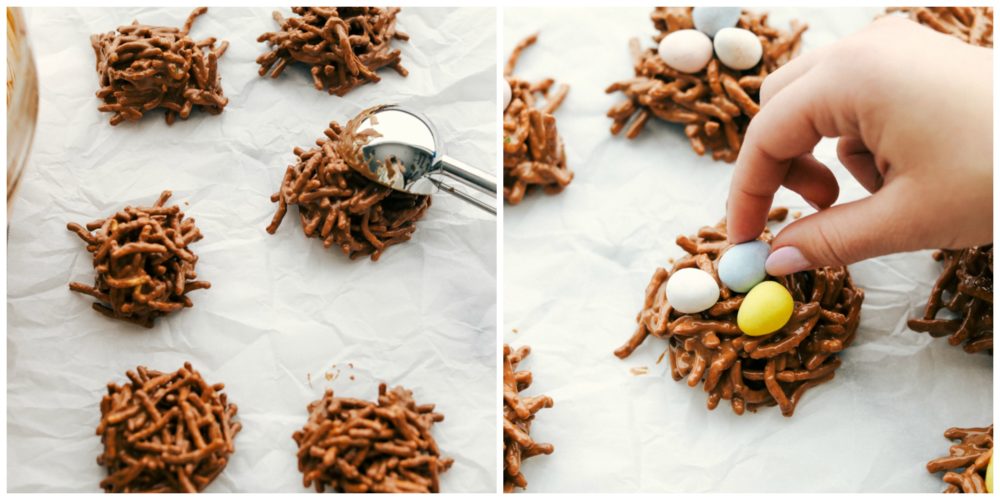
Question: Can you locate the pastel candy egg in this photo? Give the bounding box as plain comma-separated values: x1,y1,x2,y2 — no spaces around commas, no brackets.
713,27,763,71
658,29,714,74
718,240,770,293
692,7,742,38
988,454,993,493
503,80,512,110
737,281,794,336
665,267,720,314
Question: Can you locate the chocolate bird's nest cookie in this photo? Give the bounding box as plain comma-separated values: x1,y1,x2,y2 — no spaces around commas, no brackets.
257,7,408,96
927,424,993,493
91,7,229,126
96,362,241,493
908,246,993,354
67,191,210,328
266,109,431,261
606,8,806,162
615,209,864,417
889,7,993,47
293,384,453,493
503,344,554,492
503,34,572,205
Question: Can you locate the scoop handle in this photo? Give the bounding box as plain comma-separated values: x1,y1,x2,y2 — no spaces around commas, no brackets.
436,155,497,214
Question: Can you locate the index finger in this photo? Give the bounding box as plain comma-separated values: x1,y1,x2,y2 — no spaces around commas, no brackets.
726,71,857,243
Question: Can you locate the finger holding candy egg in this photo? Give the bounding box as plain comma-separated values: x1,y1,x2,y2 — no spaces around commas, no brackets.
718,240,770,293
664,238,796,336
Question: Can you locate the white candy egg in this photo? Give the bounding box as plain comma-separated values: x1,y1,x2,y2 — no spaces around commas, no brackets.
658,29,714,74
692,7,742,38
713,27,763,71
665,267,720,314
503,79,512,111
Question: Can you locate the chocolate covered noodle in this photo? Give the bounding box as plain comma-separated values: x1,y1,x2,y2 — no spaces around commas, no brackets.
927,424,993,493
909,246,993,354
503,34,571,205
503,344,554,492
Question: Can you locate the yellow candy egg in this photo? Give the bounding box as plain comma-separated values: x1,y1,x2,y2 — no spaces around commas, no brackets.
987,454,993,493
737,281,794,336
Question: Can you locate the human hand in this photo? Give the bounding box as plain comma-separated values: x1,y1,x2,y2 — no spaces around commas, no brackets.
726,16,993,275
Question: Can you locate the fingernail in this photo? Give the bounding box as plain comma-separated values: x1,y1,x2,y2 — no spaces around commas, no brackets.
766,246,813,275
806,200,820,211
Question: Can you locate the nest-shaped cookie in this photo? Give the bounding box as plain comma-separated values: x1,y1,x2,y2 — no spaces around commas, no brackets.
96,362,241,493
503,34,571,205
91,7,228,125
503,344,554,492
606,8,806,162
293,384,453,493
927,424,993,493
615,209,864,416
67,190,210,328
257,7,408,96
266,110,431,261
888,7,993,47
909,246,993,354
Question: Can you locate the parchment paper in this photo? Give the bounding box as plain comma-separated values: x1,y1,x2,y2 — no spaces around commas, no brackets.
503,7,992,493
7,7,496,492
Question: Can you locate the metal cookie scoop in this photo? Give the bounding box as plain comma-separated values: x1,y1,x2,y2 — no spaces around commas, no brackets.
346,105,497,214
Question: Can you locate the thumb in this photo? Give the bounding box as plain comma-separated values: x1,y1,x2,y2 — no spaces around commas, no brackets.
765,184,925,275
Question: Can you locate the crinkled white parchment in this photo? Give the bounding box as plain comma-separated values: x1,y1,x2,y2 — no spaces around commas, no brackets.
8,7,496,493
503,7,991,493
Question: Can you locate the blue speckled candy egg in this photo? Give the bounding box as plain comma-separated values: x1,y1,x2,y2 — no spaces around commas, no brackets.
692,7,742,38
718,240,770,293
